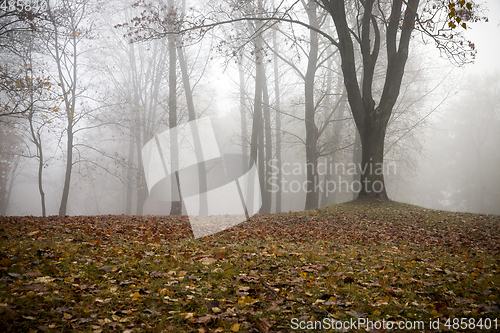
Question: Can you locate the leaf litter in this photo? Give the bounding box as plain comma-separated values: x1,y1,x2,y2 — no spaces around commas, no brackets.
0,200,499,332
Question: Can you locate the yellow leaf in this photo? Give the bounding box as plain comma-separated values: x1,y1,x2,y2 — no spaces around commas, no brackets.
132,291,141,299
231,323,241,332
238,296,258,306
430,309,438,317
63,313,72,319
372,310,381,316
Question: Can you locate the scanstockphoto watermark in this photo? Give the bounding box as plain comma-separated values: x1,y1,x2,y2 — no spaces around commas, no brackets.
267,158,397,195
290,317,425,331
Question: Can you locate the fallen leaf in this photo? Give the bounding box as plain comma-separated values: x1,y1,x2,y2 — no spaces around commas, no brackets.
255,318,271,333
231,323,241,332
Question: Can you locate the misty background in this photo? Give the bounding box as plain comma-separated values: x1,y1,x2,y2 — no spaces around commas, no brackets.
1,0,499,217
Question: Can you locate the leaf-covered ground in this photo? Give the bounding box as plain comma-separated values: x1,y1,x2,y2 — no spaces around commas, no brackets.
1,200,499,332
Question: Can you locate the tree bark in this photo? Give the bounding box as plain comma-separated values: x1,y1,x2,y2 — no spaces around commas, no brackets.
262,68,272,213
304,0,319,210
178,46,208,215
125,131,134,215
272,27,282,213
352,129,362,200
238,53,248,169
168,31,183,215
248,16,265,212
357,118,390,200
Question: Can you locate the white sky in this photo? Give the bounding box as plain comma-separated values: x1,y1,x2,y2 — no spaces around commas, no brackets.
464,0,500,73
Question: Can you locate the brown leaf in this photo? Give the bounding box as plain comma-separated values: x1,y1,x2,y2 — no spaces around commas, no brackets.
0,258,13,267
24,270,43,278
215,251,226,260
254,318,272,333
98,265,112,273
194,315,214,325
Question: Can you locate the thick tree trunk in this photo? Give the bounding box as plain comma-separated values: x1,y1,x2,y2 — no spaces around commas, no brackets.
358,117,389,201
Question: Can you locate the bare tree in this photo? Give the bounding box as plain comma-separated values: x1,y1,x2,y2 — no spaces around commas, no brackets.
43,0,94,215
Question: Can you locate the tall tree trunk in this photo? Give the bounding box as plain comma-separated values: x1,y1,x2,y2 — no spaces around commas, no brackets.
57,46,77,216
168,31,183,215
49,2,79,216
59,121,73,216
135,140,148,214
34,132,46,217
257,111,266,214
27,44,47,217
272,28,282,213
248,21,265,211
262,68,272,213
125,133,134,215
238,53,248,169
304,0,319,210
178,47,208,215
128,43,148,215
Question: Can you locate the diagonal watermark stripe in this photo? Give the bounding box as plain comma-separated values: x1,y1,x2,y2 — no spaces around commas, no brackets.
142,117,261,238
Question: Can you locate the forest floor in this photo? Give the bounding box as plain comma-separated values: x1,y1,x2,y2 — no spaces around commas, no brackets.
1,200,499,332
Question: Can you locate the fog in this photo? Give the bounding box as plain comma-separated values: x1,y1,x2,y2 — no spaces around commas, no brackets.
1,0,499,217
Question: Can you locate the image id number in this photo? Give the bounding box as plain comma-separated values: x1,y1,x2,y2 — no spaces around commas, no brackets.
0,0,48,12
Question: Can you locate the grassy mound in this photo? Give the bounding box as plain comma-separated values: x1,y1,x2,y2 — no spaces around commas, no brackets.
1,201,499,332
